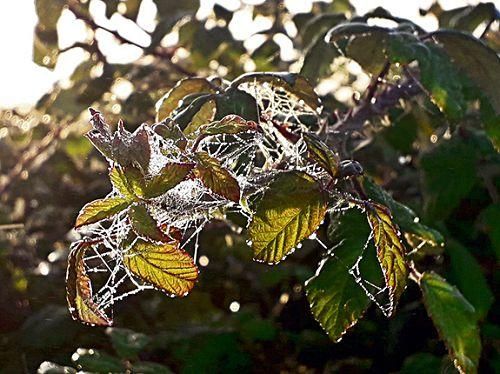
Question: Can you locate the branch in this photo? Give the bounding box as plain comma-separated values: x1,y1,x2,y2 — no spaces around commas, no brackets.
66,0,193,77
331,77,421,134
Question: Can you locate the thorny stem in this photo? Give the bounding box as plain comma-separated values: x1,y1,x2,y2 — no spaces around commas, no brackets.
66,0,194,77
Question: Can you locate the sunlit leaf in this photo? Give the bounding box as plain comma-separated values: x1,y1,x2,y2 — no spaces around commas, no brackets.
153,120,188,150
365,201,408,312
156,78,215,121
193,151,240,202
307,209,381,342
199,115,257,136
430,30,500,115
75,197,130,228
303,133,340,178
109,166,136,200
66,242,112,326
363,177,444,247
128,204,166,242
231,72,320,110
143,163,194,199
421,272,481,374
249,171,328,264
123,240,198,296
183,99,217,136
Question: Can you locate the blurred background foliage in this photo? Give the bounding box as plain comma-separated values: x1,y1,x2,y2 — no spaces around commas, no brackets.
0,0,499,372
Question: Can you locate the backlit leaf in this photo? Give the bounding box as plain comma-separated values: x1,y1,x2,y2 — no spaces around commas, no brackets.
303,133,340,178
307,209,381,342
193,151,240,202
430,30,500,114
249,171,328,264
156,78,215,121
75,197,130,228
143,163,194,199
128,204,166,242
363,177,444,247
365,201,408,312
231,72,320,110
183,99,217,136
109,166,137,200
421,272,481,374
66,242,112,326
123,240,198,296
199,115,257,136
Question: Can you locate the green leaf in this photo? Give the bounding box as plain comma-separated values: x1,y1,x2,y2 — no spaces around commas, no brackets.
478,203,500,261
128,204,165,242
109,166,137,199
215,89,259,121
75,197,130,228
143,163,194,199
300,35,341,82
430,30,500,115
183,99,217,137
301,13,346,46
156,78,215,121
193,151,240,202
420,137,477,220
447,241,494,320
303,133,340,178
123,240,198,296
249,171,328,264
153,120,188,150
199,115,257,136
307,209,380,342
418,45,467,120
231,73,320,111
420,272,481,374
66,242,112,326
363,177,444,247
365,201,408,312
400,353,443,374
107,327,151,359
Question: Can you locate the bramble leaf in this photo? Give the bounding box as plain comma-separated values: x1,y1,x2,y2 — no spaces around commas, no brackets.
363,177,444,247
307,209,381,342
143,163,194,199
421,272,481,374
249,171,327,264
183,99,217,136
447,241,494,320
109,167,137,200
128,204,166,242
75,197,130,228
156,78,215,121
303,133,340,178
199,115,257,136
193,151,240,202
66,242,112,326
123,240,198,296
365,201,408,312
231,72,320,110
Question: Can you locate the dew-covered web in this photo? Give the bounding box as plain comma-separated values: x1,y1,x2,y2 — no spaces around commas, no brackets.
74,81,386,315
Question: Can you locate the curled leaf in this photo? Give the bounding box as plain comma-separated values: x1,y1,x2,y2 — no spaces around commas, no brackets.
66,242,112,326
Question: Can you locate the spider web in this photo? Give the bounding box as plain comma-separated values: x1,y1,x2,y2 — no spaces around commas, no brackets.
73,82,389,317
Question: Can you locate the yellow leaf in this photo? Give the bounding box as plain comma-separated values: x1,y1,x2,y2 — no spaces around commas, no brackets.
123,240,198,296
249,171,328,264
365,201,408,313
75,197,130,228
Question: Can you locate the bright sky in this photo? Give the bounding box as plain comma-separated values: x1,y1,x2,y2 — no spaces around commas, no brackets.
0,0,493,109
